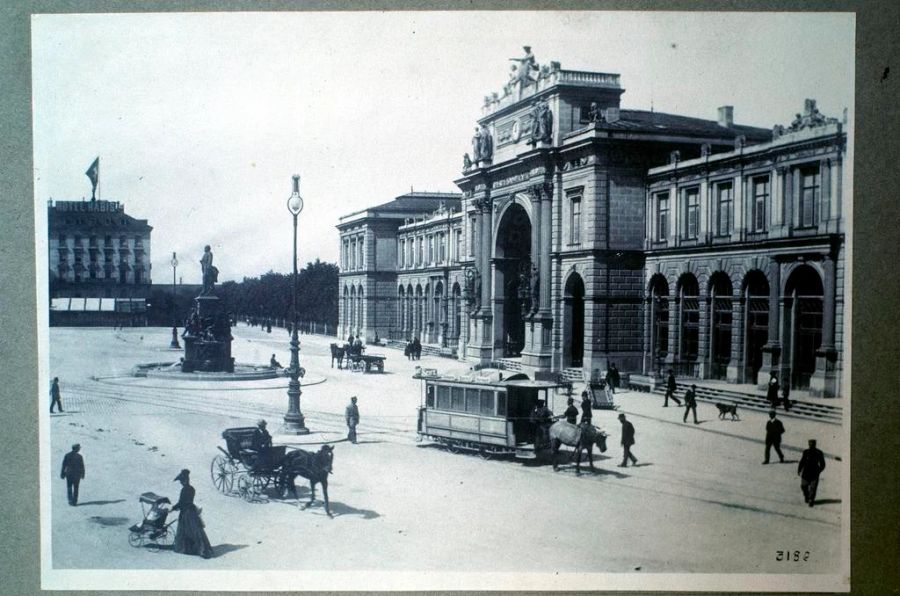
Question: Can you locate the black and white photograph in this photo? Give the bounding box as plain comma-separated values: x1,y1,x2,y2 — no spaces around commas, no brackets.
31,10,854,592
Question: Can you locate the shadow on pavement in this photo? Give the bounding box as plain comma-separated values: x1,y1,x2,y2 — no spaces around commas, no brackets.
328,501,380,519
88,516,130,527
77,499,127,506
813,498,842,505
212,543,249,557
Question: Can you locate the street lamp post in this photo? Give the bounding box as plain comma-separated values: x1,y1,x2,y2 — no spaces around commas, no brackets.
169,252,180,348
283,174,309,434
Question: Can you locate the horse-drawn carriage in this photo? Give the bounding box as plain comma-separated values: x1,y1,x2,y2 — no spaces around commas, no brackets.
417,371,608,471
330,342,386,373
210,427,336,514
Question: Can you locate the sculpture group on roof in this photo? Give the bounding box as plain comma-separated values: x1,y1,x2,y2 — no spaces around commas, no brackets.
772,99,840,139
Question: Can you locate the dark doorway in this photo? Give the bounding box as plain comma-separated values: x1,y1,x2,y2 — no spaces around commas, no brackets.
564,273,585,367
678,274,699,376
709,273,733,380
785,266,823,389
649,275,670,372
744,271,770,384
496,203,532,357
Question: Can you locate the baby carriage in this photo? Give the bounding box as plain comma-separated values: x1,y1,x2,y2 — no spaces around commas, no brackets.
128,492,175,551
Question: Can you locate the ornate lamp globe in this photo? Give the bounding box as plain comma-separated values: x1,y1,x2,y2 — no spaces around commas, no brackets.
287,174,304,215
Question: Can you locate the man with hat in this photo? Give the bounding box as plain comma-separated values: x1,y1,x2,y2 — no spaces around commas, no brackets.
50,376,63,413
763,410,786,464
60,443,85,506
530,398,553,451
580,390,593,426
255,419,272,451
618,413,638,468
563,396,579,425
345,396,360,444
797,439,826,506
683,384,699,424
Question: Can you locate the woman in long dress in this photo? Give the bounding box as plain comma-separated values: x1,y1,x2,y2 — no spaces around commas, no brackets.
171,469,213,559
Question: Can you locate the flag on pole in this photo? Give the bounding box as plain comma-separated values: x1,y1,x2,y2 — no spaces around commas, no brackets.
85,157,99,200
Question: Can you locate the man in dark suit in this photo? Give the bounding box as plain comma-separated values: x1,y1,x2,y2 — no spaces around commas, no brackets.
60,444,85,505
766,371,780,408
50,377,63,413
617,413,637,467
580,390,593,426
563,397,579,425
763,410,786,464
664,370,681,407
798,439,826,506
607,363,620,394
683,384,699,424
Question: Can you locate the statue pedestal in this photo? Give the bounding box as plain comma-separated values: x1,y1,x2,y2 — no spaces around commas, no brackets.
181,294,234,373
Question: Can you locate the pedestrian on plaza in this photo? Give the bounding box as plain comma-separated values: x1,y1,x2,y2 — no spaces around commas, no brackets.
617,413,638,467
664,369,681,407
580,390,593,425
60,443,85,506
766,371,780,408
172,469,213,559
404,339,413,360
530,398,553,451
797,439,826,506
412,337,422,360
345,396,360,444
564,396,579,425
607,363,620,394
347,334,355,345
763,410,786,464
269,354,283,369
50,376,63,413
683,384,699,424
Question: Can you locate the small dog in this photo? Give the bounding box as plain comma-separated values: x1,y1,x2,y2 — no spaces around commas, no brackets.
715,403,740,420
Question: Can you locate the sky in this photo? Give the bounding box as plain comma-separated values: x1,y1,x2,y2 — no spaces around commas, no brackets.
31,11,854,284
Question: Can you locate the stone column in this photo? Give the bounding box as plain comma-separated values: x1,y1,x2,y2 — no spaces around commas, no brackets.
473,193,494,363
698,296,711,378
811,255,838,396
666,295,678,368
759,259,781,389
643,296,653,375
728,293,745,383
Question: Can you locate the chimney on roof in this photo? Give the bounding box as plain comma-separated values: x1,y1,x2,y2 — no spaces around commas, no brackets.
718,105,734,127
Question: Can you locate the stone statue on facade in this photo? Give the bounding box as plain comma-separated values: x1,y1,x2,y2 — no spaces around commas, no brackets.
200,245,218,295
472,127,483,163
463,152,472,171
531,264,540,311
478,125,493,161
588,102,602,123
509,45,539,89
539,101,553,143
465,266,482,313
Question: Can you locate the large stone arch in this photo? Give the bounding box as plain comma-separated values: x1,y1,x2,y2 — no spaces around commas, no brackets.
493,201,532,357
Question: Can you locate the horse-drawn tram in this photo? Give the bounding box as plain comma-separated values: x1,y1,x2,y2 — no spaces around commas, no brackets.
417,370,569,459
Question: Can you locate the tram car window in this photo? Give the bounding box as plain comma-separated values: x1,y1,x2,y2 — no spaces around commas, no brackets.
426,385,435,408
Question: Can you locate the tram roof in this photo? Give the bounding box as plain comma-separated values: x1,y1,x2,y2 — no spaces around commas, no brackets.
429,370,561,388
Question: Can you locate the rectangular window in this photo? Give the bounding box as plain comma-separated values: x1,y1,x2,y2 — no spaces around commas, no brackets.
716,182,733,236
399,240,405,268
58,234,66,245
426,386,435,408
417,237,423,266
799,166,819,227
358,237,364,269
656,194,669,241
570,196,582,244
437,386,451,410
496,392,507,416
465,388,480,413
451,386,465,411
455,230,462,263
684,188,700,239
104,235,111,246
439,233,446,263
469,216,476,256
752,176,769,232
480,390,494,415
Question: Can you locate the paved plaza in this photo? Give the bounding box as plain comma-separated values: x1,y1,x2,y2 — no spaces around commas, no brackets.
47,324,844,575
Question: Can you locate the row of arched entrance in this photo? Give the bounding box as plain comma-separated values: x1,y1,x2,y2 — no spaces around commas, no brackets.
340,284,365,338
647,264,825,388
396,281,463,344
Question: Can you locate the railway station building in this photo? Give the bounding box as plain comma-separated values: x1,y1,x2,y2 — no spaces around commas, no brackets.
337,51,847,397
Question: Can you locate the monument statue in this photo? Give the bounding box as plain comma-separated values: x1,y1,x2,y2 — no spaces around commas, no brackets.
463,152,472,171
479,125,493,161
200,245,218,295
471,127,483,162
509,45,539,89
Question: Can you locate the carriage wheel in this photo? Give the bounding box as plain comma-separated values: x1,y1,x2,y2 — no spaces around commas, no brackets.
128,531,144,548
252,475,269,501
148,528,173,552
210,454,235,494
478,448,493,461
446,441,460,454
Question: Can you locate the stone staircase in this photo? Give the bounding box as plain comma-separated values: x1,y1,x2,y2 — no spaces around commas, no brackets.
383,339,454,358
654,382,843,425
494,358,524,372
560,368,585,384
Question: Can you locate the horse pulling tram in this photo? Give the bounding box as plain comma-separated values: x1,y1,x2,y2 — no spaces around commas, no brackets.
417,370,607,469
